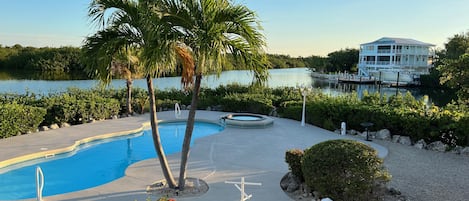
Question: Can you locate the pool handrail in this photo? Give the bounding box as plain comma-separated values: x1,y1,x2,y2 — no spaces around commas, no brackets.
36,166,44,201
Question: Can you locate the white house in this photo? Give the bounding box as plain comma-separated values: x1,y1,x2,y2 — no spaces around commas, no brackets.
358,37,435,84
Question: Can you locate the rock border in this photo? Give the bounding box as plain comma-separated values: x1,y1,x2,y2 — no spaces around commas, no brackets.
147,177,209,199
338,128,469,156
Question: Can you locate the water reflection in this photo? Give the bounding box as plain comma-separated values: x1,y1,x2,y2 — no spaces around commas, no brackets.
0,69,89,80
310,78,453,106
0,68,452,106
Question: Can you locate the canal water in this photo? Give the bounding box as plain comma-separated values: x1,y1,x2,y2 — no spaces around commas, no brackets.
0,68,451,105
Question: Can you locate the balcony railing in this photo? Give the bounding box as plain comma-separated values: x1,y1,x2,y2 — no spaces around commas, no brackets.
376,61,390,65
377,49,391,54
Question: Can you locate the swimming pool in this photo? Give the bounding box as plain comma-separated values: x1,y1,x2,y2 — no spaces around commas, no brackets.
0,121,224,200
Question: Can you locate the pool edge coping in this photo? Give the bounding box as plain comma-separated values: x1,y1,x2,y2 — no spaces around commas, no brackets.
0,118,224,170
0,123,149,170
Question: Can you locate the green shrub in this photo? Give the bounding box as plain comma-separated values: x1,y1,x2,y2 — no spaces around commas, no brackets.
285,149,304,181
301,140,390,201
221,93,274,114
39,89,120,125
133,88,149,114
157,99,179,110
0,103,46,138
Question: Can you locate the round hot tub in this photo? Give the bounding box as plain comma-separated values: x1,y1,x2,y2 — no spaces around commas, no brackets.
221,113,274,128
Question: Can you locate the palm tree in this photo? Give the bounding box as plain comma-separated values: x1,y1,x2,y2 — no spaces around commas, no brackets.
155,0,269,190
110,47,140,115
82,0,185,188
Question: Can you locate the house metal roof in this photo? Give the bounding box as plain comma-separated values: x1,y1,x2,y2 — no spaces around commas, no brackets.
361,37,435,46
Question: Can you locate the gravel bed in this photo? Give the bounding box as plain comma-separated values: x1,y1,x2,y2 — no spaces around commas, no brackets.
375,140,469,201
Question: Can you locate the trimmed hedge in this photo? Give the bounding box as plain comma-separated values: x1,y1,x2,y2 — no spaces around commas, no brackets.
279,91,469,146
39,89,120,125
0,103,46,138
301,140,390,201
221,93,274,114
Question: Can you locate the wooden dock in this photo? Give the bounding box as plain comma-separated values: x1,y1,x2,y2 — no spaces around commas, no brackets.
337,77,380,84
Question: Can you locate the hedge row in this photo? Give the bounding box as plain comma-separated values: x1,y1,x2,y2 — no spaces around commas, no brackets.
1,85,468,146
279,91,469,146
0,89,120,138
0,103,46,138
39,92,120,125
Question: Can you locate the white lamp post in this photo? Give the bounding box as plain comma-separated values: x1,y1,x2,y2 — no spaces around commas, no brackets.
298,85,311,127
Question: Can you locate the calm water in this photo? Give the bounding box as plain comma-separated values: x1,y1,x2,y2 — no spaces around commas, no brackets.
0,68,451,105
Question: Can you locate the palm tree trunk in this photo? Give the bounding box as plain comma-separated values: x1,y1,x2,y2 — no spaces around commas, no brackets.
178,74,202,190
146,76,177,188
126,78,133,115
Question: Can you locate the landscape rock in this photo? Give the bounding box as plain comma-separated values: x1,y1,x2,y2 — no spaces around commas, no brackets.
413,139,427,149
392,135,401,143
348,129,359,135
60,123,71,128
359,131,368,138
39,126,49,132
426,141,448,152
187,105,192,110
181,104,187,110
375,129,391,140
368,131,377,139
450,146,463,154
280,172,293,190
398,136,412,146
388,187,402,195
212,105,223,111
269,108,278,117
206,106,211,111
460,147,469,156
49,124,60,130
111,115,118,120
286,182,299,193
281,172,301,193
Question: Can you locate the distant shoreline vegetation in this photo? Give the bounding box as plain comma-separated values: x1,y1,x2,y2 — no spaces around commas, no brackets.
0,44,307,80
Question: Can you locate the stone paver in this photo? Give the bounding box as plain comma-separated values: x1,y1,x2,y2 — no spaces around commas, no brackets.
0,111,387,201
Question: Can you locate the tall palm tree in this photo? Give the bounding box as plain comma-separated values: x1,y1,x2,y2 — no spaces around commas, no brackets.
155,0,269,190
82,0,186,188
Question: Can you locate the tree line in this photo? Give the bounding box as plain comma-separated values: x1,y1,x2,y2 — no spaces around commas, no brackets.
0,44,307,74
0,43,359,74
0,44,83,72
420,33,469,103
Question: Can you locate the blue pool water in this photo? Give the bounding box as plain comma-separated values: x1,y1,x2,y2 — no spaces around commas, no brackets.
0,121,223,200
230,115,262,121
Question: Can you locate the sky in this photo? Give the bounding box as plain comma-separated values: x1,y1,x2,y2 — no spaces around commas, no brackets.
1,0,469,57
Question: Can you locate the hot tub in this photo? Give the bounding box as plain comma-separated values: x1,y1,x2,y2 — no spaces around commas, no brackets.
221,113,274,128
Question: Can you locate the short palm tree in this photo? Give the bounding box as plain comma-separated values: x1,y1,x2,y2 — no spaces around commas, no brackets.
110,47,140,115
155,0,268,189
82,0,188,188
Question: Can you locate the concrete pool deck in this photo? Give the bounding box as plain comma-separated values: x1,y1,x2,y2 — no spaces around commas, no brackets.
0,110,387,201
